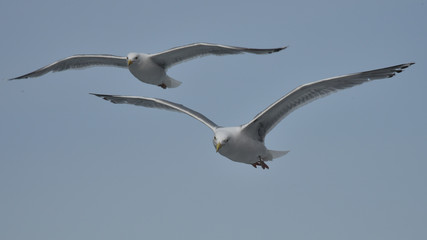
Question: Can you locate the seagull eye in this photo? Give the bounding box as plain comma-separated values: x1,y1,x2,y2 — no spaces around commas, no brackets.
214,136,217,140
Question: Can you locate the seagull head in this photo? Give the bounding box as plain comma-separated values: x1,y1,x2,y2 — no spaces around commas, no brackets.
213,130,231,153
126,53,142,66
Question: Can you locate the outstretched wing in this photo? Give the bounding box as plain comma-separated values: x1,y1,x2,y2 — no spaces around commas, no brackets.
91,94,219,132
10,54,127,80
150,42,287,68
242,63,415,141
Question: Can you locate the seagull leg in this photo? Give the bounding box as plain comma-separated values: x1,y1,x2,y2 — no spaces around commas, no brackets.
251,163,258,168
158,83,167,89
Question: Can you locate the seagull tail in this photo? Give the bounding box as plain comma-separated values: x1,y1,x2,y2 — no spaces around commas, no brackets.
268,149,290,160
165,76,182,88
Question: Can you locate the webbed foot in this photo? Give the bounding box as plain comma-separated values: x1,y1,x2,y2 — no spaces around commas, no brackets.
251,160,269,169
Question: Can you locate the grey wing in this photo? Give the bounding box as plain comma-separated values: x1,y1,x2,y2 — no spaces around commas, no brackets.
242,62,415,141
150,42,287,69
10,54,127,80
91,93,219,132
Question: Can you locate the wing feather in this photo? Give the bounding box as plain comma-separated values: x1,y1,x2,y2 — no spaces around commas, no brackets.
150,43,287,68
91,94,218,131
242,63,415,141
10,54,127,80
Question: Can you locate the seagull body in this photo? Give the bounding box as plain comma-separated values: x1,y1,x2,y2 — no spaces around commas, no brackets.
10,43,287,89
92,62,414,169
126,53,178,88
213,127,287,168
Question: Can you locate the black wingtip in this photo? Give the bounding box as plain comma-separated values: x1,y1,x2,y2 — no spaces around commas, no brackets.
387,73,396,78
268,45,288,54
398,62,415,71
402,62,415,68
9,74,30,80
385,62,415,78
90,93,107,99
90,93,120,104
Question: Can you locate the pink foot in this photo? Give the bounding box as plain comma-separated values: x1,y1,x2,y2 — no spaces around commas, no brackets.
251,160,269,169
259,161,269,169
158,83,167,89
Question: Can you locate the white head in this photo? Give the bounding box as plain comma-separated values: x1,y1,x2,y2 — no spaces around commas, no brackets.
213,129,233,153
126,53,143,66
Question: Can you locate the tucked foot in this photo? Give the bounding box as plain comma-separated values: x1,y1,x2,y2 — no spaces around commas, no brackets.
158,83,167,89
251,160,269,169
260,160,269,169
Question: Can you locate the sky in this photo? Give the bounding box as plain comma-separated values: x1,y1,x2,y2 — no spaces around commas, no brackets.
0,0,426,239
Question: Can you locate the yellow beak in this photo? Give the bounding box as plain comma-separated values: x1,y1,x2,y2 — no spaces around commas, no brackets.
216,143,222,152
127,60,133,66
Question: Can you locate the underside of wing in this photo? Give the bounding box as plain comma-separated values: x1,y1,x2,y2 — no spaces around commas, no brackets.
10,54,127,80
91,93,219,131
150,43,287,68
242,62,414,141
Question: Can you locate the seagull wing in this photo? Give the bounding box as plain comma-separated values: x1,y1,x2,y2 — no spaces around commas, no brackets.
150,42,287,69
242,63,414,141
10,54,127,80
91,94,219,132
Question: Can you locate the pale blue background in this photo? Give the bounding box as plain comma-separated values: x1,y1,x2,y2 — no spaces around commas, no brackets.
1,0,426,239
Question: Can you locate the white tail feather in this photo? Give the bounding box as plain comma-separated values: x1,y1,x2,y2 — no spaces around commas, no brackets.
165,76,182,88
268,150,289,160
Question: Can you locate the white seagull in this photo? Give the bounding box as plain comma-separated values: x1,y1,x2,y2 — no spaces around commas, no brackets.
91,62,414,169
10,43,287,89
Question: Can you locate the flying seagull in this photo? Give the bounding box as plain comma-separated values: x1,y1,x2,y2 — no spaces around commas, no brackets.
91,62,414,169
10,43,287,89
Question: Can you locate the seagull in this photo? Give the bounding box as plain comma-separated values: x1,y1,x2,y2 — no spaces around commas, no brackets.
91,62,414,169
9,43,287,89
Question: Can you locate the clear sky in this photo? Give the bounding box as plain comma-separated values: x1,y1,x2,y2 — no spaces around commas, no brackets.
1,0,426,239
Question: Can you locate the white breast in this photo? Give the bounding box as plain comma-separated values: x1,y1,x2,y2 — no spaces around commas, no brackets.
128,54,167,85
217,128,268,164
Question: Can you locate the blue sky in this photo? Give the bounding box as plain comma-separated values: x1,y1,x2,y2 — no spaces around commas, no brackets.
1,0,426,239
